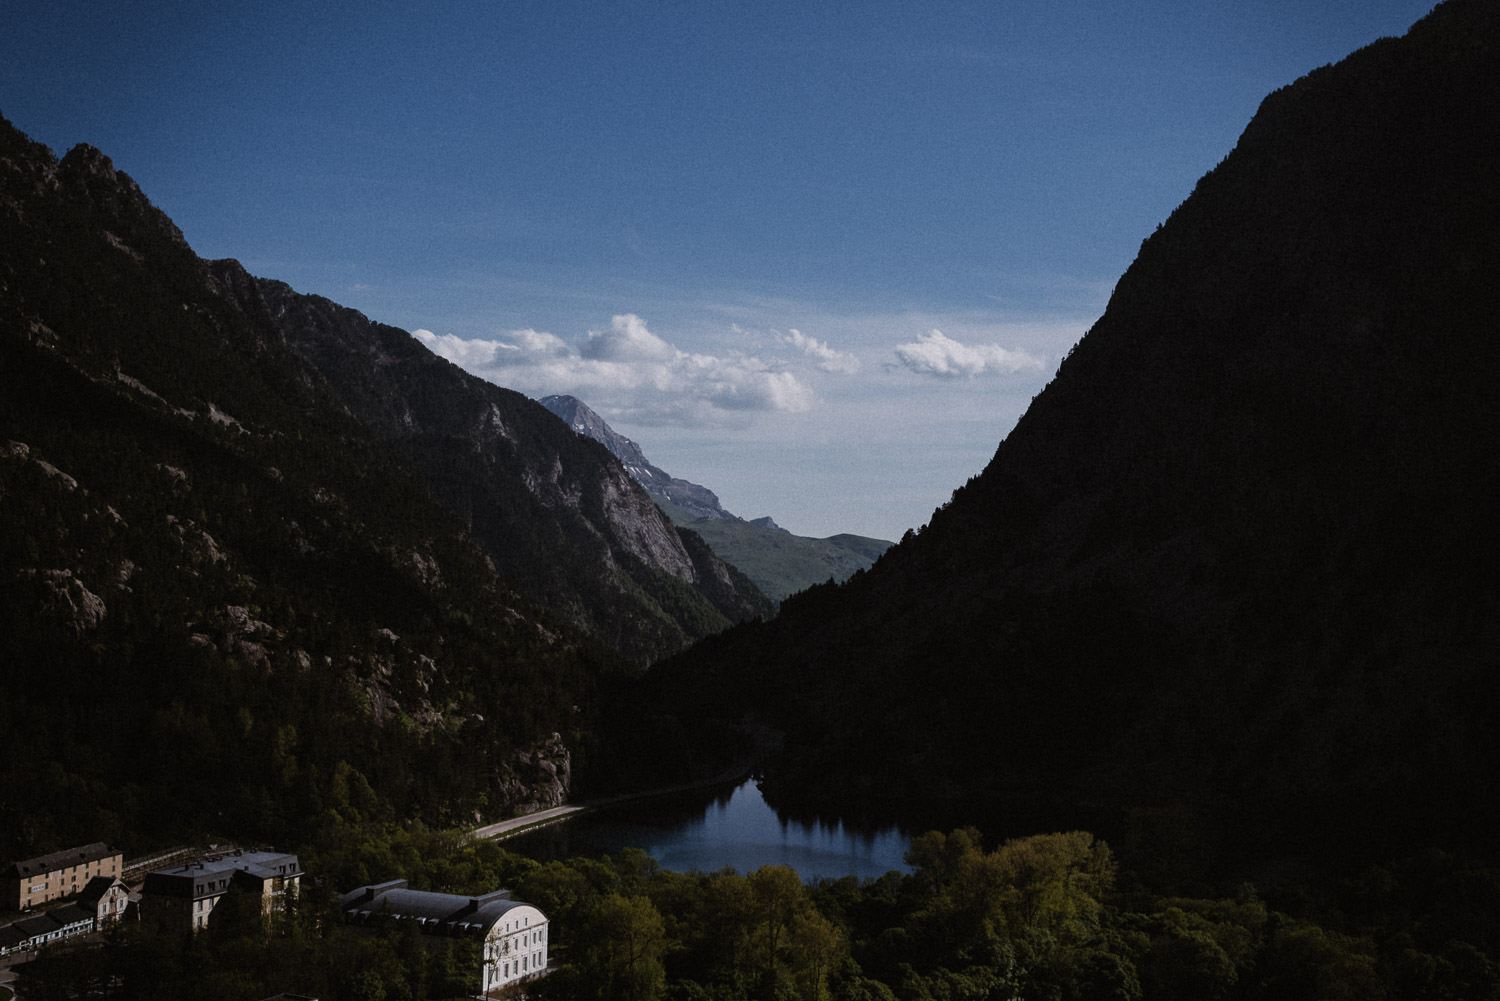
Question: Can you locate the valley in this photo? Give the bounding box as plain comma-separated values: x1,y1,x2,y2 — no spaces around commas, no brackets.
1,0,1497,997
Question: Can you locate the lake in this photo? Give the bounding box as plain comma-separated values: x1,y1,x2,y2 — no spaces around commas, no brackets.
504,777,913,881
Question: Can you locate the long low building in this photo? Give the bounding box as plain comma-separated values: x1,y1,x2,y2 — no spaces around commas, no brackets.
340,880,548,995
0,876,128,958
0,903,92,957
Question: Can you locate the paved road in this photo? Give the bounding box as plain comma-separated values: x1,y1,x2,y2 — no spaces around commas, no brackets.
472,804,587,840
472,723,782,842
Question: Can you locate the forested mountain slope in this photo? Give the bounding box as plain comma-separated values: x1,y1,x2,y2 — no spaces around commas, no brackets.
639,0,1500,861
0,114,616,857
211,268,772,664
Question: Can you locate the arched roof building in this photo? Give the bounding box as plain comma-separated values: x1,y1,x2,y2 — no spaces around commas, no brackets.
340,880,548,995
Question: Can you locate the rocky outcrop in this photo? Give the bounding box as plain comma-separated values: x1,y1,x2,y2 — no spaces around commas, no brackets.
540,394,737,522
497,732,572,816
16,569,106,635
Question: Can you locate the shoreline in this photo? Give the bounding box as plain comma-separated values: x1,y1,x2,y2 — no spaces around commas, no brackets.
473,724,781,842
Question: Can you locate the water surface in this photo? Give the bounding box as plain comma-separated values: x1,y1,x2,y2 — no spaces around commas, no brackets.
505,778,911,880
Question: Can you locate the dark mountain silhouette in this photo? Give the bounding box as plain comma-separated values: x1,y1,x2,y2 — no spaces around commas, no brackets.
540,393,893,600
636,0,1500,863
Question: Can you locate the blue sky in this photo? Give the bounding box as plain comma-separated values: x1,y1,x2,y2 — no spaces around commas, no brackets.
3,1,1436,541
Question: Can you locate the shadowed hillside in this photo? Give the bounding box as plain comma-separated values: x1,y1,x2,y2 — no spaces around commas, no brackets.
631,0,1500,865
0,117,620,854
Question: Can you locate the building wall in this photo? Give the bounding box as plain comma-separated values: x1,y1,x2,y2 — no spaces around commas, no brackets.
141,866,300,933
145,881,295,932
96,883,130,926
482,905,549,993
4,848,122,910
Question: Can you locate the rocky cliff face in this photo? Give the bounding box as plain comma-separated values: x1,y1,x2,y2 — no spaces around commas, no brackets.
211,271,772,663
540,394,735,521
497,732,573,817
539,394,892,600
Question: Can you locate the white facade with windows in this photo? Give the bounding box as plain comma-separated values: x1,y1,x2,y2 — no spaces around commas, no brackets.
341,880,549,995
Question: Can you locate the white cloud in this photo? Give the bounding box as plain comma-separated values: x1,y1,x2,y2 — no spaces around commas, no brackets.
893,329,1046,378
580,313,675,362
412,314,816,424
782,328,860,374
413,329,506,368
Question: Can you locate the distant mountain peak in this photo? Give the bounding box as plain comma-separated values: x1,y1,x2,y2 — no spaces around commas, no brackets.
539,394,891,600
539,394,735,521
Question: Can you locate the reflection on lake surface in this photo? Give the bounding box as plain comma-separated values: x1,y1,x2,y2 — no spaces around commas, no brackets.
505,778,912,880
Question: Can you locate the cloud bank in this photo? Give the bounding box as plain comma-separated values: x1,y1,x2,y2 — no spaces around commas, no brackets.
413,314,835,424
893,329,1046,378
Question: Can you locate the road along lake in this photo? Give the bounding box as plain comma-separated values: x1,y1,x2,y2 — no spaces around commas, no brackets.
503,777,913,880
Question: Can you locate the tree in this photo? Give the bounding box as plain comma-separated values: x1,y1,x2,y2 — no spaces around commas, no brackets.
584,893,668,1001
749,865,807,991
787,908,846,1001
992,831,1115,942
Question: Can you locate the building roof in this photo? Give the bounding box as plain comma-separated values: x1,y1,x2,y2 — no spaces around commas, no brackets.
13,914,61,937
5,842,118,878
143,851,301,899
76,875,126,905
340,881,538,938
48,903,93,927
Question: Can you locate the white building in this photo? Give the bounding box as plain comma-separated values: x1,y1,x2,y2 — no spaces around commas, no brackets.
340,880,548,995
77,875,131,927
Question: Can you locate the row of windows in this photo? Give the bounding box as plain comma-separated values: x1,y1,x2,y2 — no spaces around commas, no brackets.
498,951,545,978
24,859,116,880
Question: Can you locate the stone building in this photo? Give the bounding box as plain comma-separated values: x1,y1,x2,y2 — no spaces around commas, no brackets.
2,842,123,911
